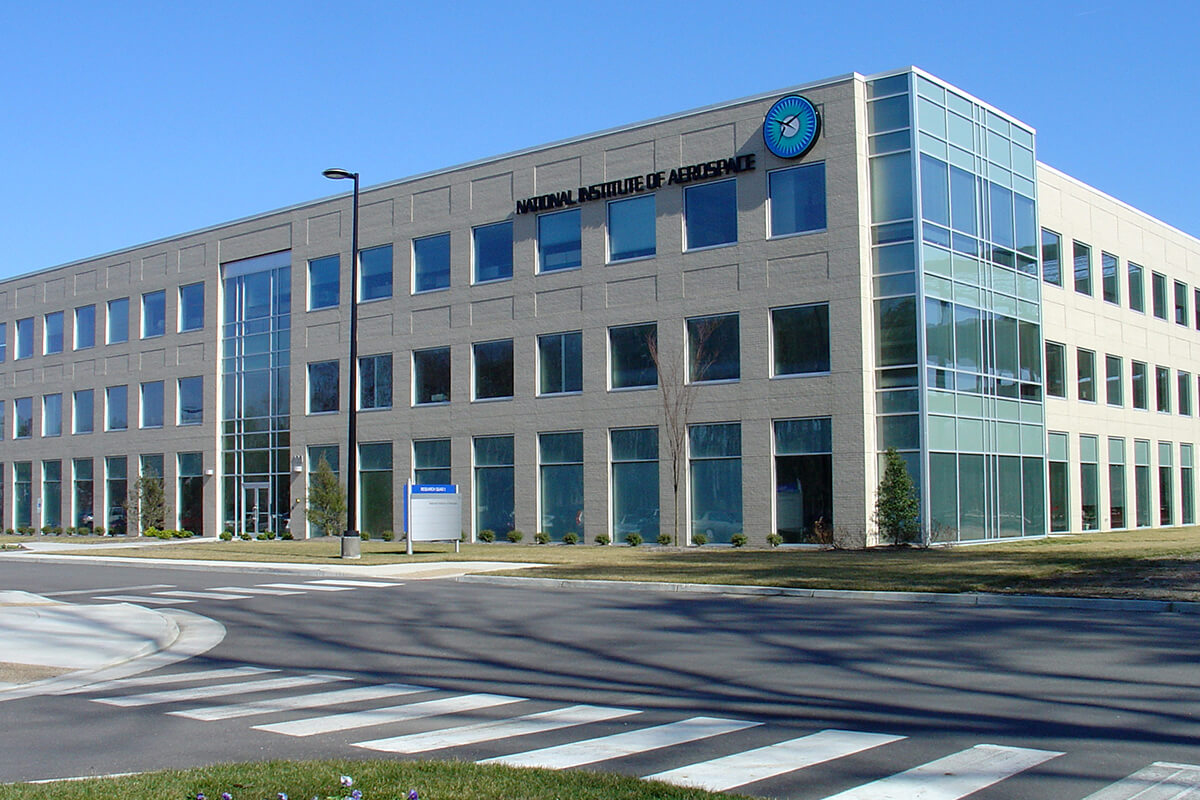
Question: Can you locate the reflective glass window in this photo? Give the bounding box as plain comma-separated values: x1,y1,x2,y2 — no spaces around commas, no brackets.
685,180,737,249
1152,272,1167,319
178,376,203,425
473,339,514,400
1041,229,1061,286
538,209,582,272
42,460,62,528
413,233,451,293
1132,361,1148,410
474,221,513,283
951,167,977,236
772,303,830,376
359,244,393,301
474,435,514,538
74,457,94,530
1159,441,1174,526
73,389,93,434
1180,371,1192,416
539,431,584,541
43,394,62,437
774,417,833,543
359,353,392,410
14,461,31,529
608,195,656,260
75,305,95,349
358,442,393,537
1077,349,1096,402
1128,262,1145,312
140,381,164,428
0,321,6,362
412,347,450,405
919,155,949,228
1176,280,1189,326
689,423,742,544
1102,253,1120,305
142,290,165,338
44,311,64,354
875,296,917,367
1081,434,1099,530
179,282,204,331
105,386,127,431
1156,366,1171,412
107,298,129,344
538,331,582,395
688,313,739,382
870,152,913,223
308,360,339,413
770,163,826,236
1073,241,1091,296
15,317,33,359
413,439,450,485
611,427,659,543
1106,355,1123,406
308,255,339,310
609,323,657,389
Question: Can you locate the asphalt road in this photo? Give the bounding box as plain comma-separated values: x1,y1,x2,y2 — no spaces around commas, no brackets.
1,559,1198,799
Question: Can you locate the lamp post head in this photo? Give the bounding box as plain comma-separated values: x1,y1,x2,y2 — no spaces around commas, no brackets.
322,168,358,181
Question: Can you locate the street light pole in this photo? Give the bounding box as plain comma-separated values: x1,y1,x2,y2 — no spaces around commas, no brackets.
323,168,361,559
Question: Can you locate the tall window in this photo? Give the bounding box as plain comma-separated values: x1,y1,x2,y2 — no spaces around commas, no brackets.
1182,444,1195,526
43,394,62,437
412,347,451,405
140,381,164,428
0,321,7,362
538,209,582,272
538,331,582,395
73,389,94,434
1109,438,1126,530
15,317,33,359
1076,349,1095,402
359,244,393,301
359,354,393,410
474,435,514,537
179,282,205,332
74,305,95,349
1159,442,1174,526
42,461,62,528
1041,229,1062,286
1135,439,1152,527
1152,272,1168,319
178,376,203,425
44,311,64,354
1101,252,1120,304
14,397,32,439
609,323,657,389
1156,366,1171,413
14,462,31,529
774,417,832,543
308,254,339,310
1179,371,1193,416
1073,241,1091,296
538,431,583,541
1132,361,1148,410
611,427,658,543
685,180,737,249
688,313,739,382
358,442,393,537
306,445,338,537
73,458,94,530
473,221,513,283
473,339,514,400
142,290,165,338
689,423,742,544
1175,280,1189,326
1045,342,1066,398
772,303,830,376
178,452,204,535
1105,355,1123,406
769,163,826,236
308,361,339,413
608,195,655,261
413,233,451,292
107,298,129,344
105,456,127,534
1128,262,1145,312
413,439,450,485
1080,434,1099,530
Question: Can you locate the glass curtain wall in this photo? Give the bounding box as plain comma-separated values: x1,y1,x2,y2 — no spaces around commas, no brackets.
221,251,291,535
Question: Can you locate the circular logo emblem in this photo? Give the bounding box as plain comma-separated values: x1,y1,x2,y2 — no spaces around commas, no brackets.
763,95,820,159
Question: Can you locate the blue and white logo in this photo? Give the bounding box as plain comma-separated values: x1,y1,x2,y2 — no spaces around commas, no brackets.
763,95,821,159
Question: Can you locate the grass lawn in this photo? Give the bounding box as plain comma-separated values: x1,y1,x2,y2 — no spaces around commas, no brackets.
18,527,1200,602
0,759,748,800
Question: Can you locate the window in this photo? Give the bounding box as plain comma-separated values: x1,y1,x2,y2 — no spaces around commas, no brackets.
1109,438,1127,530
1132,361,1148,410
14,462,31,529
1045,342,1066,398
308,255,339,310
308,360,339,413
1041,229,1062,286
774,417,833,543
1159,442,1174,526
474,435,514,538
1102,252,1119,305
609,323,657,389
74,305,95,349
685,180,737,249
538,209,582,272
1105,355,1123,406
611,427,659,544
473,339,514,400
1156,366,1171,413
473,221,513,283
73,389,94,434
1152,272,1168,319
179,282,204,331
74,458,94,530
43,460,62,528
538,331,582,395
1135,439,1152,527
769,163,826,236
107,298,129,343
1080,435,1099,530
772,303,830,376
359,353,393,410
608,195,655,261
412,347,451,405
43,394,62,437
178,376,203,425
14,397,32,439
538,431,583,541
688,313,740,382
1128,262,1145,313
1076,349,1096,402
1183,444,1195,526
1176,280,1189,326
689,422,742,544
105,456,127,534
358,442,393,537
1195,289,1200,330
105,386,127,431
0,321,6,362
142,290,165,338
15,317,33,359
413,439,450,485
413,233,451,292
44,311,64,354
1073,241,1091,296
359,244,392,301
1180,371,1192,416
140,381,164,428
177,452,203,535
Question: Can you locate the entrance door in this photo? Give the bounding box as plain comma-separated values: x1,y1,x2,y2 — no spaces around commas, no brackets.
243,483,270,535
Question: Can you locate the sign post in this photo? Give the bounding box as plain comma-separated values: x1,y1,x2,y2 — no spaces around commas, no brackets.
404,482,462,555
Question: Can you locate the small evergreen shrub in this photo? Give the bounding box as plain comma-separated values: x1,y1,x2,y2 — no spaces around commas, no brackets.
533,531,551,544
478,529,495,543
219,531,234,541
360,531,371,541
731,532,748,548
381,530,395,542
562,531,579,545
256,532,270,540
626,532,643,547
507,529,525,543
766,533,784,547
656,533,671,546
238,531,252,541
594,532,611,545
280,530,294,540
94,526,105,536
692,532,708,546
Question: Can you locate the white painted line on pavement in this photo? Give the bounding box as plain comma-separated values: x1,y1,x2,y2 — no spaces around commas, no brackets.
47,584,174,597
153,590,252,600
254,693,526,737
258,583,354,592
211,586,301,595
308,579,404,587
171,683,433,721
65,666,276,695
96,673,349,707
354,704,641,754
645,729,906,791
1080,761,1200,799
94,595,194,605
821,744,1063,800
481,716,761,769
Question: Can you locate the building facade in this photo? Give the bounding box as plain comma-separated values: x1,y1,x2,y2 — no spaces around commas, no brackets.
0,67,1196,544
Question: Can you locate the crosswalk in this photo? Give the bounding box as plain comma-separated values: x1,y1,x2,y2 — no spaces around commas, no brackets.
91,578,402,606
64,666,1199,799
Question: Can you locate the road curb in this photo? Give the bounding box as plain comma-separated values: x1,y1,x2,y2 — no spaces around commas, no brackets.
456,574,1200,614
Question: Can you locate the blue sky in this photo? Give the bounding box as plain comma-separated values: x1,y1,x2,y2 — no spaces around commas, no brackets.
1,0,1193,279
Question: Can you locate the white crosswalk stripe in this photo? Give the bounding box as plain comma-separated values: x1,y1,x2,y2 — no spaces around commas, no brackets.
645,729,905,791
480,716,761,770
93,595,193,605
60,667,277,695
257,582,355,592
95,674,350,707
153,590,253,600
1080,761,1200,799
308,579,403,588
353,704,641,754
254,693,526,737
821,743,1062,800
210,586,302,595
171,683,433,721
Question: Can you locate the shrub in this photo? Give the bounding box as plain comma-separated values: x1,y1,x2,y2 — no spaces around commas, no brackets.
280,531,294,540
381,530,395,542
507,529,525,543
731,532,748,548
766,533,784,547
264,530,277,540
626,532,643,547
4,528,12,535
41,526,53,535
876,447,920,545
562,531,579,545
691,532,708,546
219,531,234,541
256,532,270,540
238,531,252,541
478,529,495,543
594,532,611,545
534,531,550,544
360,531,371,541
94,526,105,536
656,532,672,546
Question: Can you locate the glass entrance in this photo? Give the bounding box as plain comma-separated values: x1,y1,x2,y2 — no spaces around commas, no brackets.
243,483,270,535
